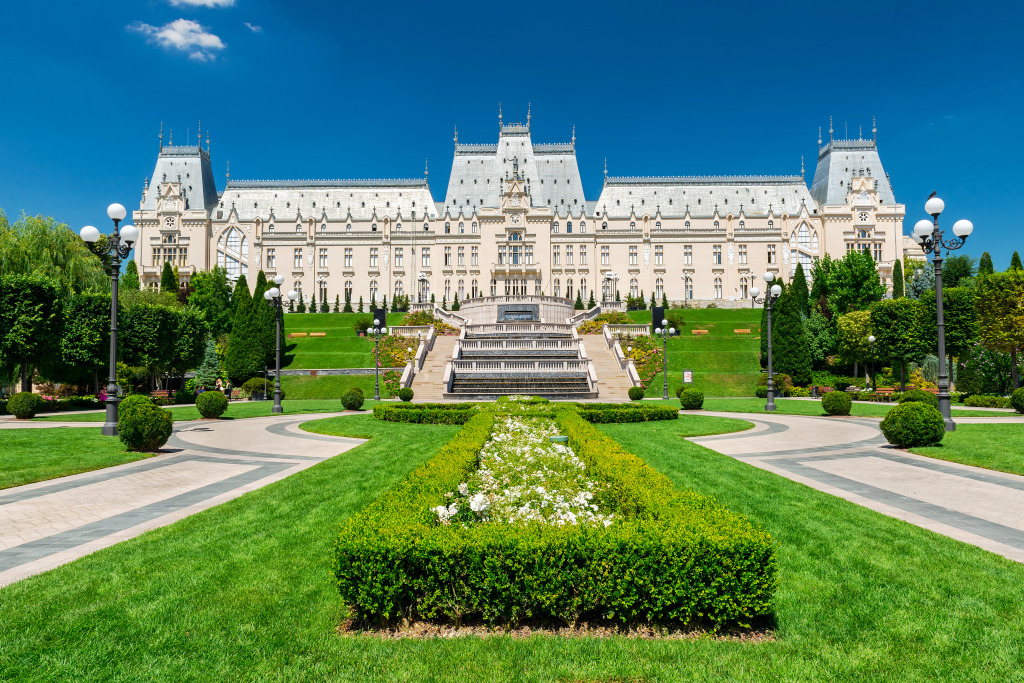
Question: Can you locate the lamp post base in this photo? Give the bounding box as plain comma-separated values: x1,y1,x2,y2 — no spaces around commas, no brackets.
944,418,956,433
101,423,118,437
271,404,283,414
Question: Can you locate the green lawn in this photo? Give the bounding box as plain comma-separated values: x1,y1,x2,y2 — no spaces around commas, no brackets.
4,413,1024,679
34,398,385,422
281,312,407,369
911,423,1024,476
0,428,150,489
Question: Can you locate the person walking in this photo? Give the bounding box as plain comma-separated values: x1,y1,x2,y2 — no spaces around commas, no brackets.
225,380,233,401
215,378,223,392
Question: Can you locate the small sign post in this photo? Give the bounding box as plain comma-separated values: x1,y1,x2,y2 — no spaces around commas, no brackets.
683,369,693,385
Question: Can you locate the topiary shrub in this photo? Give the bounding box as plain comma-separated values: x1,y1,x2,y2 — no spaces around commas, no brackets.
341,388,365,411
679,388,704,410
118,402,173,452
118,393,154,419
755,386,768,399
398,387,414,402
880,402,945,447
241,377,268,400
1012,388,1024,415
821,391,852,416
7,392,43,419
675,385,684,399
196,391,228,418
898,389,938,408
963,394,1011,409
174,389,196,405
627,386,644,401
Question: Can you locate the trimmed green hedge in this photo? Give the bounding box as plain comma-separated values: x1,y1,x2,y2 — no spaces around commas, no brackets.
373,403,477,424
627,386,644,401
7,392,43,419
899,389,939,408
964,394,1012,409
574,403,678,423
680,389,705,410
334,406,777,629
1012,388,1024,414
341,388,365,411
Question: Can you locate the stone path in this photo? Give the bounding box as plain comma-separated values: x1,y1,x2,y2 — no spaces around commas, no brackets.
691,412,1024,563
0,414,362,587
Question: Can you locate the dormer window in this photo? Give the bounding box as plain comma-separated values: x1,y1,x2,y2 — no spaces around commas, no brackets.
320,224,327,233
655,221,661,230
296,225,302,232
423,222,429,231
268,224,275,232
395,223,402,232
630,222,635,231
579,221,586,233
459,222,464,232
567,221,572,233
685,221,690,229
602,222,608,230
553,221,559,233
768,220,774,229
714,221,720,229
371,223,377,232
346,223,351,232
739,221,745,229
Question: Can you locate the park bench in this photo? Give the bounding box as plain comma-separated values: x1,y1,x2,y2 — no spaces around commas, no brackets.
309,332,326,337
876,388,896,396
691,329,709,335
149,389,174,399
289,332,308,338
734,329,751,334
923,387,939,394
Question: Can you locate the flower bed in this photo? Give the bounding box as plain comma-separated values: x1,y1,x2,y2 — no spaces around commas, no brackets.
621,335,664,390
333,401,777,629
401,311,460,336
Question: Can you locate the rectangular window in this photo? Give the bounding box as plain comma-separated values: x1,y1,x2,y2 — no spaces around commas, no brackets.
471,246,479,266
319,248,327,268
629,246,637,265
739,244,747,264
395,248,403,267
552,246,560,266
566,246,573,265
422,248,430,268
498,245,506,265
344,248,352,268
444,246,452,266
458,246,465,266
525,245,533,264
266,248,275,269
370,248,378,268
684,245,692,265
579,246,586,265
873,243,882,262
655,245,663,265
713,245,722,265
768,244,777,264
601,246,609,265
294,248,302,269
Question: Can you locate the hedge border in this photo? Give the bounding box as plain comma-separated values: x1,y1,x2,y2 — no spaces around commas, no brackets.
334,405,777,629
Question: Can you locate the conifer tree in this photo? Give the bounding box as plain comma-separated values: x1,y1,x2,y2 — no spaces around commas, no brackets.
358,296,364,313
430,293,436,305
321,297,329,313
160,261,178,293
193,339,221,388
442,295,448,310
661,293,668,308
370,293,376,309
122,259,141,291
297,292,306,313
1011,251,1023,271
892,259,905,298
225,277,255,384
650,292,656,309
770,284,812,385
574,292,584,310
390,296,397,312
288,298,295,313
309,294,317,313
588,291,597,308
638,290,646,310
342,292,352,312
791,262,810,317
452,293,460,311
250,271,275,370
332,295,339,313
230,274,249,318
978,252,994,275
381,295,387,312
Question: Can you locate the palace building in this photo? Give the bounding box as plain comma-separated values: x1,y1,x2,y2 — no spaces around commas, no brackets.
132,113,905,306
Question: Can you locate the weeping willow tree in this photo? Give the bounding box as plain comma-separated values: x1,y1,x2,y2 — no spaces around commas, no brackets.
0,210,109,293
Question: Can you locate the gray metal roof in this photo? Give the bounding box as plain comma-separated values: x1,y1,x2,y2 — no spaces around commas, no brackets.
142,145,219,213
810,138,895,206
595,175,815,218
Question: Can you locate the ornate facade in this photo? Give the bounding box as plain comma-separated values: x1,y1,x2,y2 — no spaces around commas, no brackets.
132,115,905,306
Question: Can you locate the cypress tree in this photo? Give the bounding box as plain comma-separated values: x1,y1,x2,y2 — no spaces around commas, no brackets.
892,259,905,298
309,294,317,313
661,293,668,308
230,274,249,318
452,293,460,311
588,291,597,308
287,297,295,313
791,263,810,316
1011,251,1023,271
442,295,448,310
358,296,364,313
250,271,276,371
650,292,656,309
296,292,306,313
160,261,178,293
574,292,584,310
320,296,329,313
225,277,254,383
430,293,436,305
381,295,387,312
770,284,813,385
122,259,141,291
194,339,221,388
370,293,376,309
978,252,994,275
638,290,646,310
343,292,353,313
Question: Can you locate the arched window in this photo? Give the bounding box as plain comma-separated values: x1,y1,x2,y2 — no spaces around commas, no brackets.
553,279,561,298
296,224,302,233
371,223,377,232
458,279,464,298
580,280,587,299
768,220,774,229
655,221,661,230
395,223,402,232
394,280,404,297
268,224,275,232
739,221,744,229
458,222,464,233
217,227,248,279
490,279,497,296
510,232,522,241
655,278,664,299
471,222,477,233
602,221,608,230
630,278,638,297
505,278,511,296
423,222,429,231
800,225,811,247
579,221,586,233
320,281,328,302
346,223,351,232
714,277,723,299
553,221,559,233
472,278,479,298
629,222,636,231
320,224,327,233
445,279,451,300
294,280,302,296
369,280,377,301
566,278,574,300
567,221,572,233
812,232,819,251
445,222,451,233
685,221,690,229
344,280,352,301
714,221,720,229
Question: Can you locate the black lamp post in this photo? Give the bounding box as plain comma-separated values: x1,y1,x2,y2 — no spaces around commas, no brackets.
912,195,974,432
262,275,297,413
371,317,388,401
80,203,138,436
654,318,676,400
751,273,782,412
868,334,877,393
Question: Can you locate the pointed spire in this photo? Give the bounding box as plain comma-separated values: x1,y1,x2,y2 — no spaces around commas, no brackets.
571,124,576,146
424,157,429,180
198,119,202,145
159,121,164,151
872,116,877,142
453,125,458,146
818,126,822,148
169,128,173,146
801,155,805,179
859,124,863,139
828,116,833,142
144,176,149,189
226,160,230,184
498,102,503,129
527,102,531,126
603,157,608,178
206,129,210,154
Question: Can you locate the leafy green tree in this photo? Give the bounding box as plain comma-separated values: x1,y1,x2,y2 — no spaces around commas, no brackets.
943,255,977,289
829,250,885,315
805,310,837,370
172,306,208,381
809,253,834,316
836,310,873,379
160,261,178,293
1011,252,1023,271
907,263,934,300
976,270,1024,388
188,267,233,337
0,213,109,293
978,252,994,276
120,302,178,389
122,260,141,291
891,259,905,298
870,299,927,390
918,287,978,384
60,292,112,390
770,284,813,385
193,339,221,388
0,273,63,391
791,262,810,317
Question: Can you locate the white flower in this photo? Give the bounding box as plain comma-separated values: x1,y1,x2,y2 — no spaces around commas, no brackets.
458,482,469,496
469,493,489,513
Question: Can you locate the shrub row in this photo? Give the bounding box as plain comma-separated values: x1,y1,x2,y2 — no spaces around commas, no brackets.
334,406,777,629
574,403,678,423
964,394,1012,409
372,403,477,424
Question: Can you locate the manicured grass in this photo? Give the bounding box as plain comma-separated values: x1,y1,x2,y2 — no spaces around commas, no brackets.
279,374,389,400
0,428,149,489
4,413,1024,679
34,398,387,422
911,423,1024,476
282,312,408,369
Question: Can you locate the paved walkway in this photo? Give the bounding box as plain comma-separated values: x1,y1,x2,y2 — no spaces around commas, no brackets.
0,414,362,587
691,412,1024,563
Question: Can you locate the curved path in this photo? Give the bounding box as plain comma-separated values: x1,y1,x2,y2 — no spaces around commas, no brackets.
692,412,1024,563
0,414,361,587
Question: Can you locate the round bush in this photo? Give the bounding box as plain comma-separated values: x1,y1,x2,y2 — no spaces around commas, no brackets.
118,402,173,452
679,388,704,410
675,385,684,399
341,388,365,411
821,391,852,416
1011,388,1024,414
880,402,945,447
351,386,365,396
196,391,228,418
898,389,938,408
627,386,644,401
398,387,414,402
755,386,768,398
241,377,267,399
118,393,153,417
7,392,42,419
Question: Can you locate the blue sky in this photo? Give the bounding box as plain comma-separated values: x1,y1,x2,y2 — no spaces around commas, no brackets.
1,0,1020,264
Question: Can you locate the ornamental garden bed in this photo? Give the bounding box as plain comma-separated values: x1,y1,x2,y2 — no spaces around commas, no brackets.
334,397,777,631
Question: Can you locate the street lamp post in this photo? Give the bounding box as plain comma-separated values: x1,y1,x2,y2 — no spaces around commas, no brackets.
371,318,388,401
751,273,783,412
654,318,676,400
868,335,877,392
263,275,297,413
80,204,138,436
912,195,974,432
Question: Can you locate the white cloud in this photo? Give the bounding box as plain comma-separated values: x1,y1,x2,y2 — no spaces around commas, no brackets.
244,21,262,33
167,0,236,7
129,19,226,61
